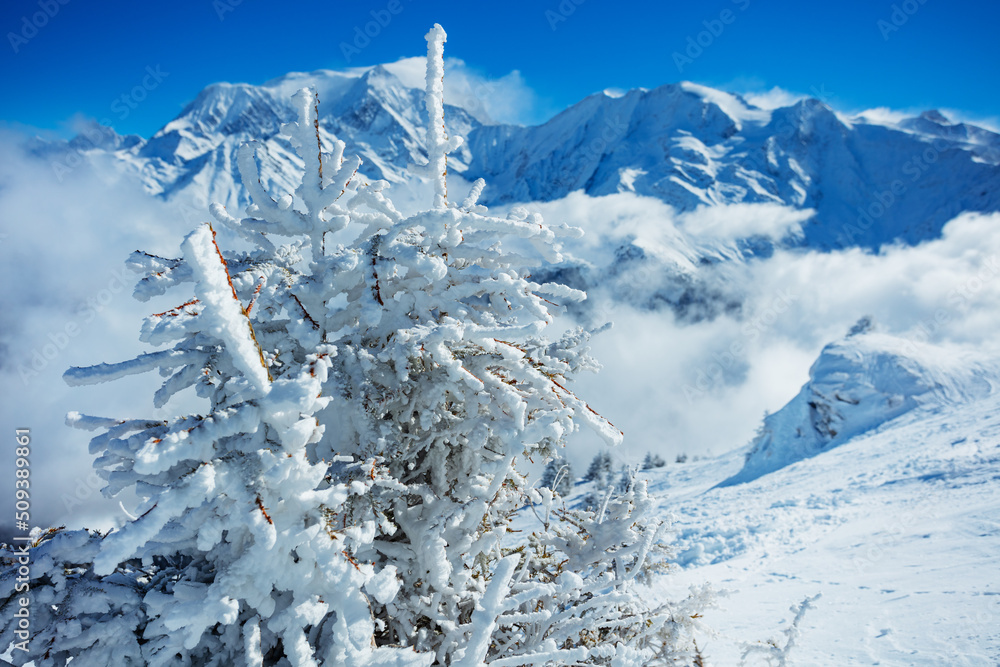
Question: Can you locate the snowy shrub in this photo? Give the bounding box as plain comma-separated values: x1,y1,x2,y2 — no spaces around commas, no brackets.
741,594,820,666
1,527,147,665
4,24,710,666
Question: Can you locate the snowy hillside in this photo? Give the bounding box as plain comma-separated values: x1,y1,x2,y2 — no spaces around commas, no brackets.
657,386,1000,665
555,329,1000,665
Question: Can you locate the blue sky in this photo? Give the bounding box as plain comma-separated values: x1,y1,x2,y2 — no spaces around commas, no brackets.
1,0,998,138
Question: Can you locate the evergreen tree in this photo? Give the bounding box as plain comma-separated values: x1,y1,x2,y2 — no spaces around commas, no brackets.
584,450,614,487
539,456,574,496
643,452,667,469
616,465,636,496
1,24,709,666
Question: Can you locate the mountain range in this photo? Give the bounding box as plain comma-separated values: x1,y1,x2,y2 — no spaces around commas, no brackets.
29,60,1000,254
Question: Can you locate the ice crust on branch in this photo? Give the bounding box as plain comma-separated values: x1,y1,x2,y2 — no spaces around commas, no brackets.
182,224,271,394
424,23,463,209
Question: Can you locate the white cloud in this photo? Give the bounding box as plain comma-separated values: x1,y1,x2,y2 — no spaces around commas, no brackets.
498,192,1000,471
382,56,546,126
851,105,1000,134
680,202,812,242
0,131,198,535
749,212,1000,348
739,86,808,110
939,108,1000,134
720,83,1000,135
854,106,911,127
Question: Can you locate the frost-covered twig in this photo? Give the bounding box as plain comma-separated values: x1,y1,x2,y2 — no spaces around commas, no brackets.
741,594,821,666
424,23,463,208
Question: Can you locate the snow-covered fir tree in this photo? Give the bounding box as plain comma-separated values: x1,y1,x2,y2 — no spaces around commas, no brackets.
615,465,637,496
538,456,574,496
1,24,711,666
643,452,667,470
584,451,614,487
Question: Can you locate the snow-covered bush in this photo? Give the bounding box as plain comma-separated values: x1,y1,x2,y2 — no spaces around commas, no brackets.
3,24,709,666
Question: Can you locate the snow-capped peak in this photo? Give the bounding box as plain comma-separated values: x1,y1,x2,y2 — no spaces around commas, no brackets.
919,109,952,125
49,60,1000,254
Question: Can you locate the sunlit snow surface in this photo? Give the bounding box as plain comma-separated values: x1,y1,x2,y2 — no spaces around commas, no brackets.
565,335,1000,665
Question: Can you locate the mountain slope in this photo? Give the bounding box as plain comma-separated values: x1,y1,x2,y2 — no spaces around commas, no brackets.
32,64,481,212
651,384,1000,665
550,329,1000,664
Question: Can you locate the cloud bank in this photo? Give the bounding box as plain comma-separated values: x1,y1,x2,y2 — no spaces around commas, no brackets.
3,131,998,533
506,192,1000,470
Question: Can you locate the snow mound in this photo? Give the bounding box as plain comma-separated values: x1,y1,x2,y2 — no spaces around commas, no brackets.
721,325,997,485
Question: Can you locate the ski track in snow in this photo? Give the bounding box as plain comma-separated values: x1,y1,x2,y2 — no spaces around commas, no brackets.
640,391,1000,665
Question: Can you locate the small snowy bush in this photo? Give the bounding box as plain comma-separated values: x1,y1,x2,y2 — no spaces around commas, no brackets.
1,24,709,666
